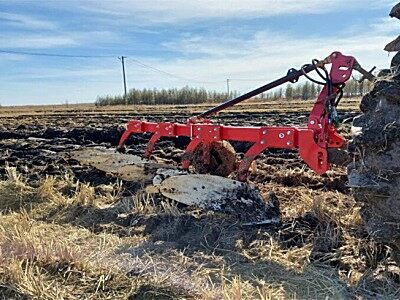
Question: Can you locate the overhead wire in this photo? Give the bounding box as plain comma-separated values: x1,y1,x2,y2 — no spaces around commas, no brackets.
0,49,113,58
1,49,224,84
228,78,269,81
0,49,242,86
126,58,224,85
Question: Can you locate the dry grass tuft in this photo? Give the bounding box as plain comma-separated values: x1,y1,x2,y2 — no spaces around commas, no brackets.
0,167,34,212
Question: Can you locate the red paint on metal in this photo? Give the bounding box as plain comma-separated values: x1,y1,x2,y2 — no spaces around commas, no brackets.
118,52,356,180
329,51,355,84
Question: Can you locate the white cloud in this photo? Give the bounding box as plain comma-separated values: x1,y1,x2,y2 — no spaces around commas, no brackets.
0,52,27,62
2,16,396,105
0,34,77,49
0,30,119,50
371,17,400,34
15,66,120,80
76,0,395,24
0,12,56,30
120,17,397,93
1,0,397,105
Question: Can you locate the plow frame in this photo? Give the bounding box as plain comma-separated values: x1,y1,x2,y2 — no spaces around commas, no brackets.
118,51,366,180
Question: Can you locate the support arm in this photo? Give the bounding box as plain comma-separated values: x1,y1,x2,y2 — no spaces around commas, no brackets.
196,56,330,120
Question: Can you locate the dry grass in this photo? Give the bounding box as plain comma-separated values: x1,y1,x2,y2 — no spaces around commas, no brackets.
0,168,399,299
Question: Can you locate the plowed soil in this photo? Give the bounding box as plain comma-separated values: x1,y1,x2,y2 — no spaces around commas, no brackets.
1,99,399,299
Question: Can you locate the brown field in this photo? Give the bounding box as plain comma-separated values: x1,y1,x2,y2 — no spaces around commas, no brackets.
0,97,361,116
0,98,399,299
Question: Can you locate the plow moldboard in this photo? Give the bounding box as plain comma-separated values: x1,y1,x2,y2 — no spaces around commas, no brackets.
157,174,254,207
157,174,280,223
69,148,173,182
69,149,280,224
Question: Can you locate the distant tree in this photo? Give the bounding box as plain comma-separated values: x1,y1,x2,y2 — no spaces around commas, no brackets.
301,81,310,100
285,84,293,99
95,79,373,107
96,87,235,106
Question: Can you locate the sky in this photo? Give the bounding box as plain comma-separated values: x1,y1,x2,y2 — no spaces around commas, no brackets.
0,0,399,106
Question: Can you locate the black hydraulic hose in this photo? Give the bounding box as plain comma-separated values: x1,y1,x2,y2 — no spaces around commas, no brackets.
197,62,319,119
334,83,345,107
301,64,326,85
312,59,328,80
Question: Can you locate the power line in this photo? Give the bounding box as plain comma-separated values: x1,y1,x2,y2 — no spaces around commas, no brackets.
1,49,224,84
0,49,113,58
127,58,224,85
229,78,269,82
1,49,258,86
128,58,187,80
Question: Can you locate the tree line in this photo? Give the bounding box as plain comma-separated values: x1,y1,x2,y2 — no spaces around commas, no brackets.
264,79,374,101
95,79,372,106
95,87,240,106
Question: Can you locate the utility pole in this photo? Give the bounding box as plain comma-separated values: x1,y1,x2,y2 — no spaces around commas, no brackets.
119,56,127,104
226,78,230,99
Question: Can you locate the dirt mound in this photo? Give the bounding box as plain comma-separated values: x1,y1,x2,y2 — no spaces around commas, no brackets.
348,58,400,261
190,141,237,176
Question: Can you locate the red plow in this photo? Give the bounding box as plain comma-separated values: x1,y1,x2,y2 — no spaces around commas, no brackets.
118,51,374,181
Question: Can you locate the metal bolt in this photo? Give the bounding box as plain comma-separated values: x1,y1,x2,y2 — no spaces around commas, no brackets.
196,135,200,139
279,133,285,139
287,141,291,145
209,130,212,133
214,128,218,131
197,127,201,131
287,130,291,135
310,120,315,125
260,140,265,144
262,129,267,134
214,136,217,139
156,125,159,128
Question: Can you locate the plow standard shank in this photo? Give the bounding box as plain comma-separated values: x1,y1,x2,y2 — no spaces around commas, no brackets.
118,120,345,180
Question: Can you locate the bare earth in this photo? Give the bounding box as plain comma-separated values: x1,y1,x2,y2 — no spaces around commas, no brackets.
0,98,399,299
